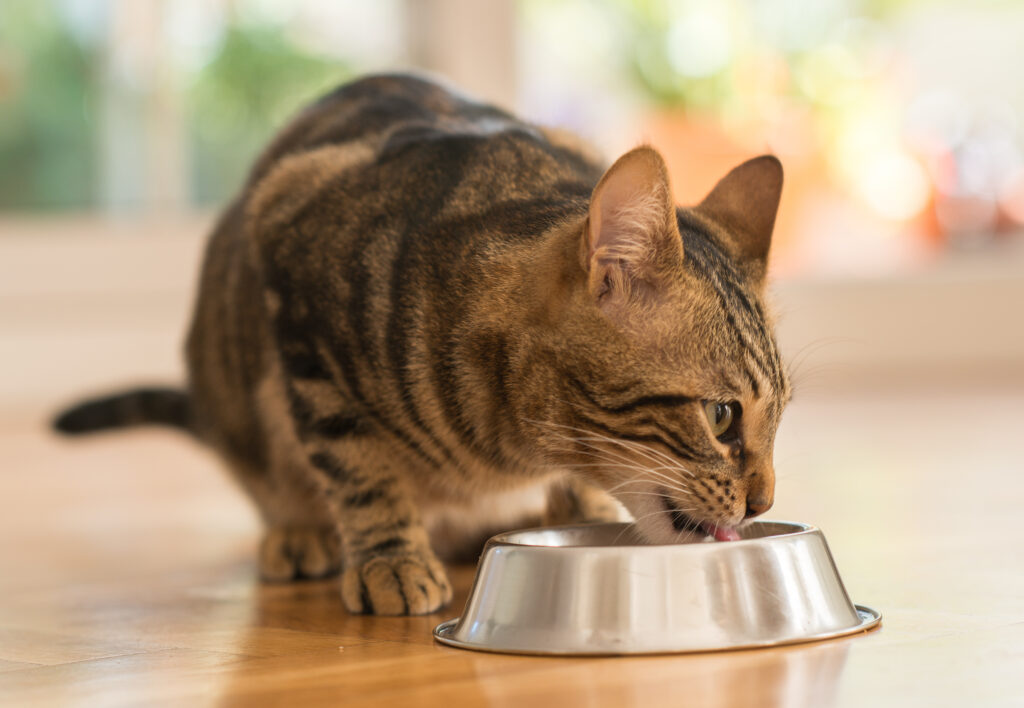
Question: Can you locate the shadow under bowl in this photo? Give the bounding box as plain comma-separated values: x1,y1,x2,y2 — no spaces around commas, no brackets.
434,521,880,655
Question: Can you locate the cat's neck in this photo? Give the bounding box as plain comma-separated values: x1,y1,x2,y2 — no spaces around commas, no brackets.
451,215,589,467
510,216,589,327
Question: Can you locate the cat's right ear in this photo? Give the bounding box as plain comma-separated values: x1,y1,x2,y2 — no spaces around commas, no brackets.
694,155,783,285
585,146,683,306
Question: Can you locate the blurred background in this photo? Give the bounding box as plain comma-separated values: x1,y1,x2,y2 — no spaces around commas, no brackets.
1,0,1023,416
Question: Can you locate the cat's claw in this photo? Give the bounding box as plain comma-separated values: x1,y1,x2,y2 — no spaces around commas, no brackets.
341,550,452,616
259,526,342,582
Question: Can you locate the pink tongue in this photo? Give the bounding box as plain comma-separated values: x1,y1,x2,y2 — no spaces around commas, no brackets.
708,525,742,542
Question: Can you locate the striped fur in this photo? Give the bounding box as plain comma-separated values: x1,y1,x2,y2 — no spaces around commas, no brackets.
60,74,791,615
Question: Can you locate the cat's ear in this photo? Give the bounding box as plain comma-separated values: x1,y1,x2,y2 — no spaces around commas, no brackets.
585,146,682,304
694,155,783,283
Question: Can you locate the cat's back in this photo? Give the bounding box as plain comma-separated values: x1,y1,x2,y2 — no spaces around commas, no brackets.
249,73,602,192
245,74,605,255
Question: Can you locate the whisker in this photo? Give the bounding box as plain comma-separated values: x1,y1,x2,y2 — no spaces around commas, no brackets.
537,425,656,473
614,490,696,500
549,447,697,497
549,445,677,482
552,457,696,498
558,464,695,499
542,420,699,479
523,419,707,515
531,419,699,485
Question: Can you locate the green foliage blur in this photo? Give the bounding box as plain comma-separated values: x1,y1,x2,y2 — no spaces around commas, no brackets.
0,2,350,212
187,23,350,205
0,3,100,210
607,0,912,111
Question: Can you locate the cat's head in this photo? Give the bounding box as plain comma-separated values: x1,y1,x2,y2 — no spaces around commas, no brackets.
534,146,790,544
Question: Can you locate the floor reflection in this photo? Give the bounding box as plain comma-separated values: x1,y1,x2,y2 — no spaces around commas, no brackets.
471,639,852,708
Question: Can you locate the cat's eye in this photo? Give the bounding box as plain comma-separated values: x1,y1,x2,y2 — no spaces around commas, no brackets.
704,401,740,440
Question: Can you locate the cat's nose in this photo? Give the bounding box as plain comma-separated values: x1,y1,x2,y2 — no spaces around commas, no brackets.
744,499,773,519
745,467,775,519
745,502,770,518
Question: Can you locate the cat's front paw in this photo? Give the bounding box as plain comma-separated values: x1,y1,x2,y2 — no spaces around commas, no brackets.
341,549,452,615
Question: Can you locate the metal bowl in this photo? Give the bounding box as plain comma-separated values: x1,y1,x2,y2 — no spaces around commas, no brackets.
434,521,879,655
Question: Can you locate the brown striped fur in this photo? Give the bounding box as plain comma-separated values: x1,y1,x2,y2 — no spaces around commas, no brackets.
61,74,790,615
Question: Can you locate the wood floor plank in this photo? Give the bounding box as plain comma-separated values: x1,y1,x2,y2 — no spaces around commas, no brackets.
0,659,43,674
0,648,248,708
0,627,148,667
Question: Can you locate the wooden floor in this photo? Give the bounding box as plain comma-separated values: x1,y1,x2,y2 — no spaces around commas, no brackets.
1,384,1022,707
1,224,1023,706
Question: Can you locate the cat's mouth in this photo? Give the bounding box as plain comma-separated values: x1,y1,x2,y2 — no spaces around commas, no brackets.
661,493,741,542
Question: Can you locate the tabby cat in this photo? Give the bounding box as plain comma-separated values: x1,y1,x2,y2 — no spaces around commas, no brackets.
55,74,790,616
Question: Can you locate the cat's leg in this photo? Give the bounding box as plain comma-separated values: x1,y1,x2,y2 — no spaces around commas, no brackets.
256,364,448,613
301,438,452,616
255,477,341,583
223,458,343,582
544,477,627,526
258,524,342,582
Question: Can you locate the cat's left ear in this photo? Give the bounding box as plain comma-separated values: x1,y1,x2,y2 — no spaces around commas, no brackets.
585,146,682,306
694,155,783,285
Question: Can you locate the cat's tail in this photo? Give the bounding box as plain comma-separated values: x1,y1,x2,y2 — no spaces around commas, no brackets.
52,387,193,436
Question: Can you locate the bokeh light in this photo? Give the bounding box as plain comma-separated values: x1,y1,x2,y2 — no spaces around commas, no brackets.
666,7,733,79
858,151,931,223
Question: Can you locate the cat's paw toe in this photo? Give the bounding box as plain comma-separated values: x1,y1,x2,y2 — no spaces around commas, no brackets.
259,526,341,582
341,551,452,615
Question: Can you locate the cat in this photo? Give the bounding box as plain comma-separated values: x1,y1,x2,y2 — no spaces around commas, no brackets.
54,73,790,616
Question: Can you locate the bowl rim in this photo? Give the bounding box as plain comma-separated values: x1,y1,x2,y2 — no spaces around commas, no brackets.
483,519,819,552
433,605,882,656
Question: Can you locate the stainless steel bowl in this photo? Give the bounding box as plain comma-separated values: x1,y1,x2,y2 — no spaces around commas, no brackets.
434,521,879,655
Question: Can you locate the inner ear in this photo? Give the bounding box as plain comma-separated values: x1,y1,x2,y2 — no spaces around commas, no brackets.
694,155,783,277
586,146,682,303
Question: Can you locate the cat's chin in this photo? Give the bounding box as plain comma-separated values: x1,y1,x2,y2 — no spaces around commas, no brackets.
636,516,741,544
622,493,742,545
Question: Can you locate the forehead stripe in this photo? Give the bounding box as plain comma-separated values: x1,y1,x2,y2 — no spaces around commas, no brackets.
568,375,695,413
682,228,786,396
